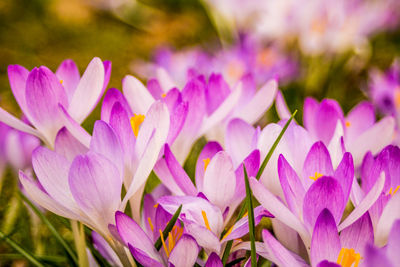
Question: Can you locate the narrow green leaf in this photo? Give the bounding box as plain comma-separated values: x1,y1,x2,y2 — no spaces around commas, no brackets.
154,204,182,250
19,192,79,265
256,110,297,180
0,230,45,267
244,165,257,267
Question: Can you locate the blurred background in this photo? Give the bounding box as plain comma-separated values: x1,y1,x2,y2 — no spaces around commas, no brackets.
0,0,399,265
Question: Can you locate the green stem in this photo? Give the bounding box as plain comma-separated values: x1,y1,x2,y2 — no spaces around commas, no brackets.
244,165,257,267
71,220,89,267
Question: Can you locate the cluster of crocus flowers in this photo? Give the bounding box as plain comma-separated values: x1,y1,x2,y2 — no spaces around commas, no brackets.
1,55,400,267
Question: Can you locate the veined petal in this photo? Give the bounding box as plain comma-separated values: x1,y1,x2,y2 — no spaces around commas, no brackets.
58,104,91,147
164,144,197,196
347,116,395,167
250,177,310,247
156,67,176,91
310,209,341,267
338,172,385,231
0,107,44,140
375,191,400,246
387,220,400,264
185,221,221,254
327,121,344,169
195,142,223,192
129,247,164,267
225,118,256,167
92,231,122,266
317,261,341,267
7,65,31,120
69,152,122,232
56,59,80,101
203,151,236,210
340,213,374,254
303,142,334,186
101,88,133,122
333,153,354,203
122,75,155,115
55,127,88,161
68,57,105,123
363,245,394,267
314,99,344,144
275,90,292,120
205,252,223,267
303,177,345,230
205,73,230,115
115,211,163,263
345,101,375,143
303,97,319,134
154,158,184,196
169,234,199,267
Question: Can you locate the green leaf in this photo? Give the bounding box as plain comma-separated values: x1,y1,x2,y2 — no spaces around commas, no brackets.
154,204,182,250
19,192,79,265
226,256,246,267
244,164,257,267
0,230,45,267
256,110,297,180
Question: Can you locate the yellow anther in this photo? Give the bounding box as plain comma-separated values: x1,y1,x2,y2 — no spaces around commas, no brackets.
154,203,159,208
337,248,361,267
201,210,212,231
309,172,323,181
203,158,211,171
221,225,234,241
130,114,145,137
395,88,400,109
168,232,174,253
345,121,351,128
161,93,167,98
147,217,154,232
60,79,64,84
242,211,248,218
159,229,169,257
387,185,400,196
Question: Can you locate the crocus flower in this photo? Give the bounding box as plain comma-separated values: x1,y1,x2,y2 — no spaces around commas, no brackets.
115,211,199,267
0,58,111,147
302,97,395,166
156,195,273,256
260,209,374,267
363,219,400,267
250,141,385,252
359,145,400,246
122,72,277,163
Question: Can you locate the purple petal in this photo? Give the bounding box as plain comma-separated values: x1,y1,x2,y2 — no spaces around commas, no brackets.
333,152,354,204
0,107,43,140
340,213,373,254
55,127,88,161
7,65,31,119
69,152,121,231
195,141,223,192
102,61,111,92
164,144,197,196
181,77,206,135
278,154,306,217
317,260,341,267
375,191,400,246
101,88,132,122
275,90,292,120
166,99,188,145
115,211,163,263
205,252,223,267
185,221,221,254
205,73,230,115
92,231,122,266
387,220,400,264
302,141,334,188
58,104,91,147
68,57,105,123
303,177,345,230
314,99,344,144
345,101,375,143
147,79,164,99
154,158,184,196
169,234,199,267
303,97,319,134
25,66,68,142
122,75,155,115
56,59,80,101
363,245,394,267
234,150,260,200
203,151,236,210
310,209,341,267
225,118,256,167
129,246,164,267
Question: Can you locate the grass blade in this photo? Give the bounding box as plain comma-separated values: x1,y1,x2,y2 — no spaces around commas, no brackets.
0,230,45,267
226,257,246,267
256,110,297,180
244,165,257,267
19,192,79,265
154,204,182,250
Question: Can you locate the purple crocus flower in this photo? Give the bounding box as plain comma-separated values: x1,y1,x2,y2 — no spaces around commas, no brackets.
0,58,111,147
363,219,400,267
302,97,395,166
122,72,277,163
250,141,385,252
115,211,199,267
260,209,374,267
359,145,400,246
155,195,273,256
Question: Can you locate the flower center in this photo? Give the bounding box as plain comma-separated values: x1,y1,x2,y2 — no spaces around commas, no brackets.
130,114,145,137
159,225,183,257
337,248,361,267
309,172,323,181
203,158,210,171
345,121,351,128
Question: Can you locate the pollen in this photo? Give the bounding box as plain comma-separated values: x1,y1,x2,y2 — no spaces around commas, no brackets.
154,203,159,208
337,247,361,267
60,79,64,84
130,114,145,137
203,158,211,171
395,88,400,109
387,185,400,196
161,93,167,98
309,172,323,181
201,210,212,231
345,121,351,127
147,217,154,232
221,225,234,241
